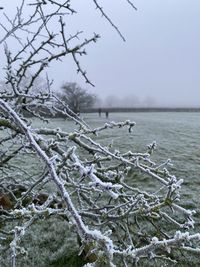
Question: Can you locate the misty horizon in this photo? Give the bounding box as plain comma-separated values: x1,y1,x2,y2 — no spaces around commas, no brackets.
93,94,200,109
0,1,200,107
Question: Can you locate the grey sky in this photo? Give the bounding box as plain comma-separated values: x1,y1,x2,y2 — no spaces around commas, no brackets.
0,0,200,107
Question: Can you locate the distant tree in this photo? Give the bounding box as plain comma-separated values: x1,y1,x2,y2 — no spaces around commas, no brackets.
104,95,120,108
59,82,97,113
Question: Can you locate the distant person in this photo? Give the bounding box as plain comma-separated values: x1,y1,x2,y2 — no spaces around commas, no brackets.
98,108,102,117
105,110,109,118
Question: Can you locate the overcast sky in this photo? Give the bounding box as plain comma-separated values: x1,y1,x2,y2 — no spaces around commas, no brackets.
0,0,200,107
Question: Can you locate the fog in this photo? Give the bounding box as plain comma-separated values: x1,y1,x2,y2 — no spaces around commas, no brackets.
0,1,200,107
95,94,157,108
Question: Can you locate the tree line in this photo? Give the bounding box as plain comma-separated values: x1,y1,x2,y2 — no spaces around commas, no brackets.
0,77,97,116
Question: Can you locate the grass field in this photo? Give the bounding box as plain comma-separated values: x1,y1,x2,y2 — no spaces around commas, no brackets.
1,112,200,266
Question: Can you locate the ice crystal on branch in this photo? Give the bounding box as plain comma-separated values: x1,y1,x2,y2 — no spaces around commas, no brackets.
0,1,199,267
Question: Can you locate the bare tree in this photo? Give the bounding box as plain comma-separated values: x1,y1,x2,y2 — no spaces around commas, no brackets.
0,1,200,267
59,82,97,114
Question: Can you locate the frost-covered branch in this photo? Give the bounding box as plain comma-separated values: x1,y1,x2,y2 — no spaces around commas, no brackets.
0,1,200,266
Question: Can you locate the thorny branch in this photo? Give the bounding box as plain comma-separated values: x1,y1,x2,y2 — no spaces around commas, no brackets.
0,1,200,267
